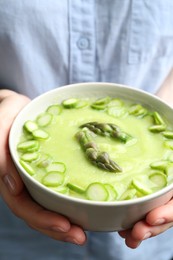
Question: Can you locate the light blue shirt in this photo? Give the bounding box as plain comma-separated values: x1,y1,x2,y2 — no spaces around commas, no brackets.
0,1,173,259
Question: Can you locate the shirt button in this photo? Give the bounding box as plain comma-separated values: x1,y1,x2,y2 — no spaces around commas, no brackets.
77,37,89,50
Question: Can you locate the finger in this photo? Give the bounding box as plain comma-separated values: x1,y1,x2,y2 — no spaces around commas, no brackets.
1,173,86,243
0,162,24,196
119,199,173,249
118,229,130,239
1,178,86,245
122,221,147,248
145,199,173,226
30,224,87,245
0,177,71,232
124,219,173,249
2,173,86,244
0,156,87,245
118,228,141,249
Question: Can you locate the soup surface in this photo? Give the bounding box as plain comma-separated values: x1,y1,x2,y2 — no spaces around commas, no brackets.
17,96,173,201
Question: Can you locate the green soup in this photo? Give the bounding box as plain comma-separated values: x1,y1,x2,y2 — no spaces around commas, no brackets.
17,97,173,201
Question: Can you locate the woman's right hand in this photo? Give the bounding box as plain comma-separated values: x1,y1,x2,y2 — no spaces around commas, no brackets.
0,90,86,245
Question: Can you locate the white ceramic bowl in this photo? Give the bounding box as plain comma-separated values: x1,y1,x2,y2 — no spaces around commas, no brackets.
9,82,173,231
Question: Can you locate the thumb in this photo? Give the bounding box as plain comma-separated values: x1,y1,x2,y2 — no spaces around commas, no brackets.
0,92,30,196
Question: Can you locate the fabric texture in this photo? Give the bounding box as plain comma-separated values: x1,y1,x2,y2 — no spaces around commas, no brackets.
0,1,173,259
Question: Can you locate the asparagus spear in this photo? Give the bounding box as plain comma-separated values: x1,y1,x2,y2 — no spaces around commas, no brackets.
80,122,131,143
75,128,122,173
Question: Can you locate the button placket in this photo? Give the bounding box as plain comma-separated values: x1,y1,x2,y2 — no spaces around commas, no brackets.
69,0,96,83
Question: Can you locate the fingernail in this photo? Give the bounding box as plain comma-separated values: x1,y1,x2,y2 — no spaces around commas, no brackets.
152,218,165,225
142,232,152,240
51,225,69,233
65,236,82,245
136,241,142,248
2,174,17,195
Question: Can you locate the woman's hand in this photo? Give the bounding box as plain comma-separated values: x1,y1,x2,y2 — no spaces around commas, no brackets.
0,90,86,245
118,198,173,248
119,69,173,249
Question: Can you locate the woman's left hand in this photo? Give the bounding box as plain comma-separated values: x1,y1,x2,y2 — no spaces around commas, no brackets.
118,198,173,248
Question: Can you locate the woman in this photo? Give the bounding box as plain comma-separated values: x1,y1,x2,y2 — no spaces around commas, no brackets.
0,1,173,259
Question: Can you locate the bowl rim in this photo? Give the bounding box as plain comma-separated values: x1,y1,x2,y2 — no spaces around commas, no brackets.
9,82,173,206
